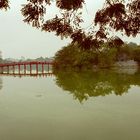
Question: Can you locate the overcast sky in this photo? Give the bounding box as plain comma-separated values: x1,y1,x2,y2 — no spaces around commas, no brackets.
0,0,139,59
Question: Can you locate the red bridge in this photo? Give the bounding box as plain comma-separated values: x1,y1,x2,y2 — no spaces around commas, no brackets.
0,61,53,75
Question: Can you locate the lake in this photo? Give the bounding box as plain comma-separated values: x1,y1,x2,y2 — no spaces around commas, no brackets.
0,69,140,140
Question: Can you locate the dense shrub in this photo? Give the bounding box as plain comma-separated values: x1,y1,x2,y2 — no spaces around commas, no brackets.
132,47,140,62
116,45,132,61
98,48,117,68
53,43,140,70
53,44,98,70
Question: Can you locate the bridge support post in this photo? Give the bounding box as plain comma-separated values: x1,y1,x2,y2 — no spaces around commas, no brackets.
48,63,49,72
36,64,38,74
24,64,26,74
13,65,15,74
42,64,44,74
30,64,32,74
18,64,21,74
7,66,9,74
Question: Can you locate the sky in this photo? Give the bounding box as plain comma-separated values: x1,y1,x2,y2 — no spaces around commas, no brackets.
0,0,140,59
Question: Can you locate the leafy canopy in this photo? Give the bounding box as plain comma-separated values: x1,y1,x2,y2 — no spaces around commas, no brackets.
1,0,140,49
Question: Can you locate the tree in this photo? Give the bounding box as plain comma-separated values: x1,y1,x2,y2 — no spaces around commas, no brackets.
1,0,140,49
95,0,140,37
0,0,9,10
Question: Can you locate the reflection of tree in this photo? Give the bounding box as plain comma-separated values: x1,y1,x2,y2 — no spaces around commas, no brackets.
54,70,140,102
0,78,3,90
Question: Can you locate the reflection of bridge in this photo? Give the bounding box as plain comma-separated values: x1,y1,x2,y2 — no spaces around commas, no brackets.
0,61,53,74
0,73,54,78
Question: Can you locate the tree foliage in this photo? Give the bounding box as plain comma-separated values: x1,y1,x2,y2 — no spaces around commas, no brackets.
53,42,140,69
53,43,99,69
95,0,140,37
0,0,140,49
0,0,9,10
56,0,84,10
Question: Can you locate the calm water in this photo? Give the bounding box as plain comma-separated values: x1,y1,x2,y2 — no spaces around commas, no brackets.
0,69,140,140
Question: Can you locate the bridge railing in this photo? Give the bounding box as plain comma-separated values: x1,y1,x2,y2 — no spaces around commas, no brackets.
0,61,53,74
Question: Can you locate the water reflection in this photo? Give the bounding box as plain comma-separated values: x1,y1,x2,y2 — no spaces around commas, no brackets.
0,73,53,91
0,72,53,77
54,69,140,102
0,69,140,102
0,69,140,140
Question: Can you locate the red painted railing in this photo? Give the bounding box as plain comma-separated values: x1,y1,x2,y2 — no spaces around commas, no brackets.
0,61,53,74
